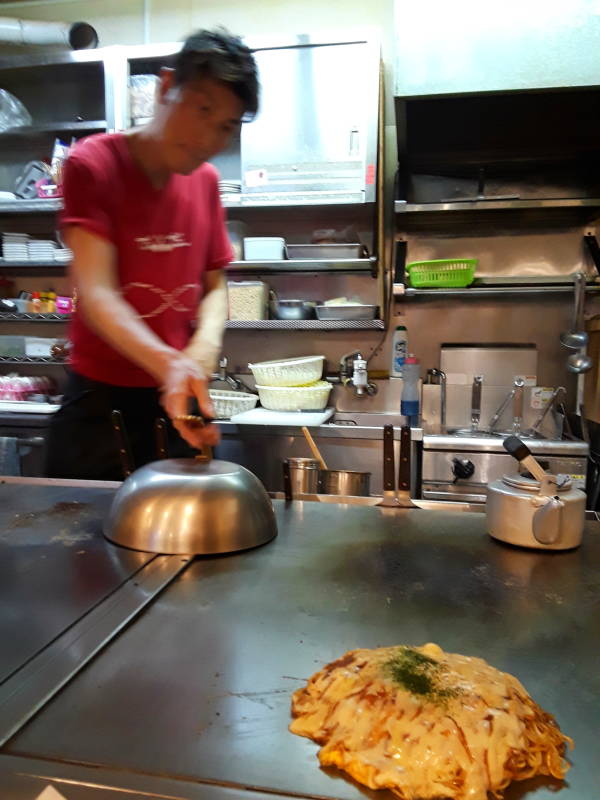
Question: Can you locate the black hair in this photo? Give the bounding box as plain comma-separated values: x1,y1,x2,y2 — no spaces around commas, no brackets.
173,28,259,121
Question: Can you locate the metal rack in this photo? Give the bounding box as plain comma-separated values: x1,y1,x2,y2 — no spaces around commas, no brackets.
0,199,62,214
0,313,69,322
0,356,66,364
0,121,106,139
226,319,385,330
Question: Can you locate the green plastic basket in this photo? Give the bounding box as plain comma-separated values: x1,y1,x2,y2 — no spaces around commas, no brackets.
407,258,478,288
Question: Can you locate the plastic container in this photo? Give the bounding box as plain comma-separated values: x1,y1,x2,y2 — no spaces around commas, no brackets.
0,335,25,357
407,259,477,288
55,296,73,314
25,337,59,357
401,354,420,424
243,237,286,260
249,355,325,387
255,381,332,411
209,389,258,419
226,221,248,261
227,281,269,320
391,325,408,377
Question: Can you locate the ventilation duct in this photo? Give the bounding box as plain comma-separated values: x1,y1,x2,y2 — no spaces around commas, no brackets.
0,18,98,50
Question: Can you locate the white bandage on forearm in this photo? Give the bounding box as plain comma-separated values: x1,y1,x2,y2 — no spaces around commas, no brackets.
183,274,228,376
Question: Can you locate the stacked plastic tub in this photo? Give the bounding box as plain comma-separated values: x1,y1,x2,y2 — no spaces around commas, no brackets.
248,356,332,411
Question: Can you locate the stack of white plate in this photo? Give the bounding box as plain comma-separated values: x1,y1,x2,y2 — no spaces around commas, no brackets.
53,248,72,263
2,233,29,261
28,239,57,261
219,180,242,203
219,180,241,194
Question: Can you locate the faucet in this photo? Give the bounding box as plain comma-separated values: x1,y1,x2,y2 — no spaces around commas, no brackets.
426,368,447,433
339,350,378,397
211,357,254,393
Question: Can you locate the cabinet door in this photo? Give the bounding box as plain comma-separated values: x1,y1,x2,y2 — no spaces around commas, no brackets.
241,40,377,204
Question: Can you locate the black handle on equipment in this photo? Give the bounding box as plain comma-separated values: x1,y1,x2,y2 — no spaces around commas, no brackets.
503,435,531,462
282,460,293,502
382,424,395,491
154,417,169,460
111,409,134,479
398,425,411,492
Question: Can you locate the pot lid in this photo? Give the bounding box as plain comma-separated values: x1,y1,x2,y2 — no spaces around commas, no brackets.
501,473,572,492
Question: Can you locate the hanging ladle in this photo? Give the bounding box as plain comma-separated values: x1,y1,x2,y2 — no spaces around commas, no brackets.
560,272,588,351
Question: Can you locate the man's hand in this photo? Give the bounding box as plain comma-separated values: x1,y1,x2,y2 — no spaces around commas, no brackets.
160,354,220,450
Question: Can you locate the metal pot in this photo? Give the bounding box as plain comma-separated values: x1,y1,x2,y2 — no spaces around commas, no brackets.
486,435,585,550
104,458,278,555
283,457,320,495
269,292,316,320
318,469,371,497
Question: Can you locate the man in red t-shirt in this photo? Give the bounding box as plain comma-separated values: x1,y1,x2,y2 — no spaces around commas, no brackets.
46,30,259,479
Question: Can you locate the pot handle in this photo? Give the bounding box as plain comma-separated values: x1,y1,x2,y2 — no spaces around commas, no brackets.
532,496,564,544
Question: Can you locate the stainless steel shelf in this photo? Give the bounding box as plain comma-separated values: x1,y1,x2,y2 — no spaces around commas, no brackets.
0,121,106,138
0,355,65,364
0,199,62,214
394,198,600,230
395,198,600,213
228,258,375,274
397,284,600,298
226,319,385,330
0,313,70,322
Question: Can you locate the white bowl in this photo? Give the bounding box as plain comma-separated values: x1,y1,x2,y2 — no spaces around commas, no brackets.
255,381,332,411
249,355,324,387
209,389,258,419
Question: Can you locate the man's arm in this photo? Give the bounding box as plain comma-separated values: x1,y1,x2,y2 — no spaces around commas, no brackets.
67,225,218,448
183,269,228,377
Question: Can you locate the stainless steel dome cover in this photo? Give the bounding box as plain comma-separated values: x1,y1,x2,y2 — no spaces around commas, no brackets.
104,458,278,555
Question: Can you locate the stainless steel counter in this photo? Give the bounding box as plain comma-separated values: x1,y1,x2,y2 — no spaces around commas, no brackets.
1,485,599,799
0,481,150,684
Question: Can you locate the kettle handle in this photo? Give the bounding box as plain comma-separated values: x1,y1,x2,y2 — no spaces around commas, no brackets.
532,496,564,545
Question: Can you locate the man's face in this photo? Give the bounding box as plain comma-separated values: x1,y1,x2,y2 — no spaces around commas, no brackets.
156,69,244,175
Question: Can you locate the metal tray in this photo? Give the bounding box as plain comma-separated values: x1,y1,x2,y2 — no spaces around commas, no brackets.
286,243,368,259
315,304,378,320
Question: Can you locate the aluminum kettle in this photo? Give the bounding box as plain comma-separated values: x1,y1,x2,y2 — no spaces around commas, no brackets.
486,436,585,550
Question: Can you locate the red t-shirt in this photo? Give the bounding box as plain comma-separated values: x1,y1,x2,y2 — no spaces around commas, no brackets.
61,132,233,387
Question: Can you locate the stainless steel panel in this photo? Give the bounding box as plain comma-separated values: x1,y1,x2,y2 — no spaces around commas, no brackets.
440,345,538,386
422,450,587,501
394,0,600,96
0,753,312,800
0,483,149,685
424,434,589,456
0,554,190,746
6,501,600,800
241,39,378,203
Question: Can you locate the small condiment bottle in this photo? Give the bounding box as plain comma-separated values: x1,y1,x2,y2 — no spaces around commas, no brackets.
30,292,41,313
47,290,56,313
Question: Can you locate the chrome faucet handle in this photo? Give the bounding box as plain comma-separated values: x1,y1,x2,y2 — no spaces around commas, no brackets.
426,368,447,433
512,379,525,434
527,386,565,437
470,375,483,431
